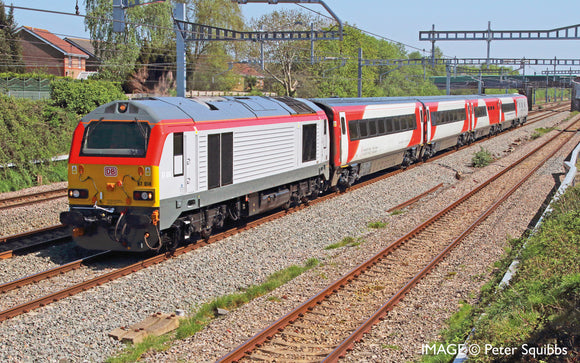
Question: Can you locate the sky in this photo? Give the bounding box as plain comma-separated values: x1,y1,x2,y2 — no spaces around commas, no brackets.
6,0,580,75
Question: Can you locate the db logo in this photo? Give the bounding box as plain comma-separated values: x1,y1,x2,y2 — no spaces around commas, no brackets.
104,166,118,177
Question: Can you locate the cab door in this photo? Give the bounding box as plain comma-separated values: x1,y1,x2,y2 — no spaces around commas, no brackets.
339,112,349,165
184,132,197,194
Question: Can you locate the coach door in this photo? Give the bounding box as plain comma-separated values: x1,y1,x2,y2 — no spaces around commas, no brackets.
419,103,431,145
468,102,474,130
339,112,349,165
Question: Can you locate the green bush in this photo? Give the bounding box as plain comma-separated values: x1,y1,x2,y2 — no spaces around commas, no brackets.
0,94,78,191
472,147,494,168
50,79,126,115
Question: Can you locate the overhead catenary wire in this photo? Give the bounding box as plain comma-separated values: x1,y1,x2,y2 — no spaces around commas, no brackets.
7,4,451,61
3,3,459,88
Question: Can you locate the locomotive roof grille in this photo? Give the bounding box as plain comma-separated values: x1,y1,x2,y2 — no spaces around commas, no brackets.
274,96,317,115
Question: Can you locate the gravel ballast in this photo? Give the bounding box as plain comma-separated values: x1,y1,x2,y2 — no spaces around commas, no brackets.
0,112,575,362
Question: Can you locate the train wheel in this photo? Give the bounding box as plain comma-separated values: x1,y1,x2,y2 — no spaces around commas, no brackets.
201,227,212,241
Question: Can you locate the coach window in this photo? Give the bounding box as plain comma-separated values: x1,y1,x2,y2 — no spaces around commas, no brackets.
378,118,386,134
386,118,393,133
340,117,346,135
393,118,401,132
359,121,369,138
368,119,377,136
174,132,184,177
349,120,359,140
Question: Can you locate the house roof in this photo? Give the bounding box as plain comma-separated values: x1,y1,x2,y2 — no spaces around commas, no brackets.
64,37,96,58
233,63,265,78
19,27,89,58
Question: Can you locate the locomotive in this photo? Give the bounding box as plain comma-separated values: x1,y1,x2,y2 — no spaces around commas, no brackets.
60,94,528,252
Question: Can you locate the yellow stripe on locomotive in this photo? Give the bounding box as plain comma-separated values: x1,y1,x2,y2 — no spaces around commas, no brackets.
67,164,159,208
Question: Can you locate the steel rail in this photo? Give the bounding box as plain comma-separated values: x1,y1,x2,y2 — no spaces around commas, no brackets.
0,250,112,294
218,115,579,363
0,224,65,244
0,187,68,211
526,105,570,126
0,224,70,260
386,183,443,213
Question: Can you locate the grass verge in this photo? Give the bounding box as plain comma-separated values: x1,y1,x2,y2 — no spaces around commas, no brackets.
107,257,320,363
470,186,579,361
325,236,363,250
530,127,555,140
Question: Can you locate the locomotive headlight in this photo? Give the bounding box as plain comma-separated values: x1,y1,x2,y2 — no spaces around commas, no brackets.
118,102,128,113
133,190,154,201
68,189,88,199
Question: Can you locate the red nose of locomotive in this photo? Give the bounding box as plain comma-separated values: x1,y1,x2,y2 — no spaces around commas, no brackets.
60,101,161,251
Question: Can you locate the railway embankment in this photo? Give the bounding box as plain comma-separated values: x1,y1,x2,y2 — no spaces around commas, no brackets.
421,142,580,363
469,184,579,362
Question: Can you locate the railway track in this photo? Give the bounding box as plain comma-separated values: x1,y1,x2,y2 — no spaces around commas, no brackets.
0,187,68,211
217,115,580,362
0,224,70,259
527,104,569,125
0,103,570,324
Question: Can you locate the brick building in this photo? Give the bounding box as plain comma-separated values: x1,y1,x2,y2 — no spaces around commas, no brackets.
64,37,100,73
17,26,89,78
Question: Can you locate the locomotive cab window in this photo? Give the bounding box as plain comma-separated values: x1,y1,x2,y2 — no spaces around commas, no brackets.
173,132,184,177
81,120,150,157
302,124,317,163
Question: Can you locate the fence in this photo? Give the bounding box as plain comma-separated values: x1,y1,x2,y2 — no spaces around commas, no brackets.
0,76,51,100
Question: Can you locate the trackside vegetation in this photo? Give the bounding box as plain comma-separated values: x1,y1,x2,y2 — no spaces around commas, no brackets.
421,185,580,362
0,76,125,192
0,94,77,192
472,147,494,168
107,258,320,363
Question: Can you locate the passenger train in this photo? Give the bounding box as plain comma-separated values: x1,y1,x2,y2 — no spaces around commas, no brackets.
60,93,528,251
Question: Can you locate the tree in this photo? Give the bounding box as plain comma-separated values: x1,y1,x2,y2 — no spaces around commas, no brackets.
185,0,245,91
85,0,174,81
0,0,23,73
85,0,245,92
250,9,328,97
313,27,443,98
